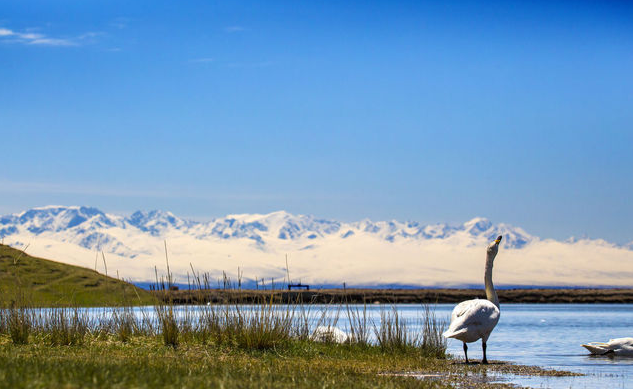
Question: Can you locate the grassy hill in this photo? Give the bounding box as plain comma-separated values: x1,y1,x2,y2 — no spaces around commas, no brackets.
0,244,156,307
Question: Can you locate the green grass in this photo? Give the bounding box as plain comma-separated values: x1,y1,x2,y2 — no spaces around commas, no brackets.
0,244,156,307
0,334,576,389
0,301,575,389
0,335,468,389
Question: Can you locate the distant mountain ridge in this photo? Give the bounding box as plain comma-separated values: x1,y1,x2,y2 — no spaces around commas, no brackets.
1,206,631,287
0,205,538,252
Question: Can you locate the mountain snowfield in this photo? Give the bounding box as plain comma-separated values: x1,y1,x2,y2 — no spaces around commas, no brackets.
1,206,632,287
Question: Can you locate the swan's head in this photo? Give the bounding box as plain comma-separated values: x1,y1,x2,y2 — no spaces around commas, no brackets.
486,235,502,259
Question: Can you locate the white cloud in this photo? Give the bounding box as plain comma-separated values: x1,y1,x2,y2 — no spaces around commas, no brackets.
19,32,45,40
226,60,274,68
224,26,246,33
189,57,215,63
110,17,131,30
0,179,303,202
77,31,102,39
28,37,77,46
0,180,178,198
0,26,98,47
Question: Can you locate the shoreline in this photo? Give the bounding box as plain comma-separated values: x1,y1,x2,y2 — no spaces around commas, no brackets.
158,287,633,304
0,334,578,389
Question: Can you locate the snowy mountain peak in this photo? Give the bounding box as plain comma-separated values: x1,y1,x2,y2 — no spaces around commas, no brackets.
6,205,116,234
19,205,103,220
2,206,632,287
126,210,189,236
208,211,341,242
0,205,559,256
463,217,493,234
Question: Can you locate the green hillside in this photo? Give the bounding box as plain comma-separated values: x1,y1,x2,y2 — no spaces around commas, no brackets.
0,244,156,307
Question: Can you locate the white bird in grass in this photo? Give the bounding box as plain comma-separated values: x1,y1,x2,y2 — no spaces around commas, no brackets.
443,235,502,364
582,338,633,356
311,326,348,343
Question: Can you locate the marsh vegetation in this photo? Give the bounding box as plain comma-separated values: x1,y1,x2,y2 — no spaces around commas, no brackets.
0,244,455,388
0,244,577,388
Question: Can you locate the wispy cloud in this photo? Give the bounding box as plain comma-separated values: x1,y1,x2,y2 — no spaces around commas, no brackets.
0,179,301,201
226,60,274,68
110,17,131,30
189,58,275,68
0,28,14,36
0,180,181,199
224,26,246,33
189,57,215,63
0,181,348,216
0,26,101,47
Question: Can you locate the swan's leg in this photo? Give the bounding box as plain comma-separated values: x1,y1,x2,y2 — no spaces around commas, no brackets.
482,341,488,364
463,342,469,364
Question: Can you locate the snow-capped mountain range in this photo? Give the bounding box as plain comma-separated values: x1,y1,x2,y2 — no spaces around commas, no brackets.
2,206,632,287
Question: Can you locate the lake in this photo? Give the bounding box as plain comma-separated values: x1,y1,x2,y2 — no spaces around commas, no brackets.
407,303,633,389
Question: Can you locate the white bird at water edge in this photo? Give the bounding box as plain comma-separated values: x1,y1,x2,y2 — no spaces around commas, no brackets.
582,338,633,356
442,235,502,364
311,326,348,343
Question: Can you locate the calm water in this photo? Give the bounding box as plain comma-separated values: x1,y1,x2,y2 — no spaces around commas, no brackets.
86,303,632,388
406,304,633,389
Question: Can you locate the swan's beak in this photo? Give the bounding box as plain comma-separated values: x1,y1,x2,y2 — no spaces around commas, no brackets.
495,236,502,245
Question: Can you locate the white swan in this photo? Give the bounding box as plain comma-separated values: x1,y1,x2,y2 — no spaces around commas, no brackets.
582,338,633,356
443,235,502,364
311,326,348,343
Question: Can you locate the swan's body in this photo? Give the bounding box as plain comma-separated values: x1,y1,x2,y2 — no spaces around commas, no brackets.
444,299,500,343
443,236,502,364
311,326,348,343
582,338,633,356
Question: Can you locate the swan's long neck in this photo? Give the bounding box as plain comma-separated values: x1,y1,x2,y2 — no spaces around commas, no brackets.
484,253,499,308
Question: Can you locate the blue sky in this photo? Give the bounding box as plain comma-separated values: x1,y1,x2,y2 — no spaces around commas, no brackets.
1,0,632,243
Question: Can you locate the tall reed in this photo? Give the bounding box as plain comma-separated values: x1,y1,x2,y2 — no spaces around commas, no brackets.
346,303,370,345
7,305,31,345
111,307,141,342
420,305,447,358
374,306,415,352
44,307,89,346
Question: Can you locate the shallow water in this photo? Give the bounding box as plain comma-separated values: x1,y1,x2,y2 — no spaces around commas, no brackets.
433,304,633,389
82,303,632,388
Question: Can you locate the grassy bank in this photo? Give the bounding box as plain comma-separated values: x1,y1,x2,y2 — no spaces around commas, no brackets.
161,287,633,304
0,296,578,389
0,244,155,307
0,335,576,389
0,336,441,389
